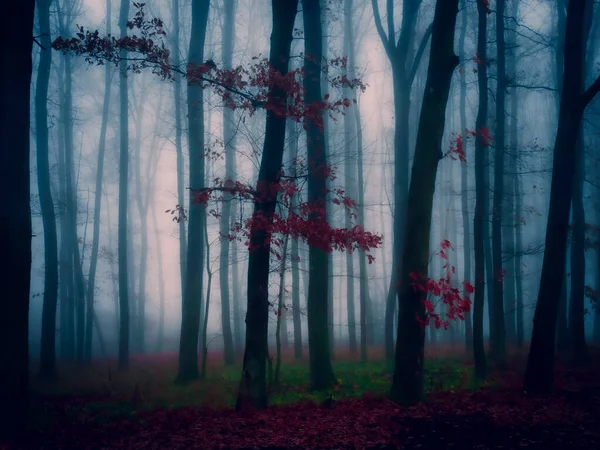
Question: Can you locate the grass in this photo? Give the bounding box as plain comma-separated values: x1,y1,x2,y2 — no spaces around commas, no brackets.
30,345,483,428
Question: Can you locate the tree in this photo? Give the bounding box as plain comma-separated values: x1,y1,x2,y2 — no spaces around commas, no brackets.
524,0,600,394
36,0,60,380
85,0,113,363
235,0,300,410
219,0,237,366
472,0,490,380
51,0,376,412
303,0,336,391
371,0,433,364
458,0,473,354
490,0,507,365
0,0,35,438
177,0,211,383
569,4,594,365
171,0,187,314
389,0,460,406
117,0,131,370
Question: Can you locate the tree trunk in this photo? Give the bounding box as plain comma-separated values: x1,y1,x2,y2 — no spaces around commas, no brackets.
0,0,35,438
274,233,290,387
177,0,210,383
523,0,599,394
117,0,131,370
153,198,166,352
473,0,489,379
390,0,459,405
458,0,473,354
219,0,237,366
304,0,336,391
568,7,593,365
288,120,303,360
36,0,59,379
235,0,298,410
371,0,431,365
172,0,187,304
343,0,358,355
85,0,112,363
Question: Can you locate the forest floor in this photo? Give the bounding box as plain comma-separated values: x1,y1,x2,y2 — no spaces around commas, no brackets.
11,345,600,449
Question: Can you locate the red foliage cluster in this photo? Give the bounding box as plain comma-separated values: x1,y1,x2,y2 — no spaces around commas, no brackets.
446,127,495,163
51,3,365,128
409,240,474,330
191,167,382,262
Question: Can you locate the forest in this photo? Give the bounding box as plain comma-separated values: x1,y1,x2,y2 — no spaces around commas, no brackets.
1,0,600,448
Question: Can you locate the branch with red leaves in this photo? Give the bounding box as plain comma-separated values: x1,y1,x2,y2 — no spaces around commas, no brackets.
51,3,366,126
409,240,473,330
167,165,382,262
444,127,495,163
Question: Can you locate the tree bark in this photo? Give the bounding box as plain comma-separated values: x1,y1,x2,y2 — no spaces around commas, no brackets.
304,0,336,391
490,0,507,365
219,0,237,366
177,0,210,383
85,0,113,363
235,0,298,410
0,0,34,439
389,0,459,405
524,0,599,394
473,0,489,379
117,0,131,370
172,0,188,304
36,0,60,379
458,0,473,354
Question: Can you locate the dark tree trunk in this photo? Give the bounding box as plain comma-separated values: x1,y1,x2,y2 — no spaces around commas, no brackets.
569,7,593,365
0,0,35,439
177,0,210,383
490,0,507,365
36,0,59,380
371,0,432,365
235,0,298,410
117,0,131,370
524,0,600,394
390,0,459,405
458,0,473,354
303,0,336,391
473,0,489,379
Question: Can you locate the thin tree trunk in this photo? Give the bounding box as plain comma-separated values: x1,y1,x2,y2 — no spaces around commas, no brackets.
117,0,131,370
490,0,507,365
37,0,60,379
152,197,166,352
172,0,187,302
343,0,357,355
176,0,210,383
288,120,303,360
458,0,473,354
85,1,113,363
274,232,290,387
218,0,237,366
473,0,489,379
